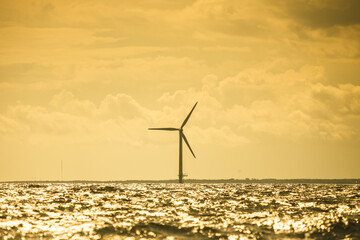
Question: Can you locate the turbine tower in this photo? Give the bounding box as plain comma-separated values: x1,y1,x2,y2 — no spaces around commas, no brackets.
149,102,197,183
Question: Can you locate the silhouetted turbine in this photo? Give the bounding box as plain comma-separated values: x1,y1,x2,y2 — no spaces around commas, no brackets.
149,102,197,183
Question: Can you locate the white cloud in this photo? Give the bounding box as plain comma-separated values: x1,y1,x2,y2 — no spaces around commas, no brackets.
1,65,359,150
97,93,148,120
158,66,360,140
50,90,96,116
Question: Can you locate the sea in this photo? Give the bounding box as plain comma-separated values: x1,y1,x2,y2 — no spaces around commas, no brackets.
0,183,359,239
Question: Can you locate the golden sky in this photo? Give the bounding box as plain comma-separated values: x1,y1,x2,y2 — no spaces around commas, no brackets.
1,0,360,181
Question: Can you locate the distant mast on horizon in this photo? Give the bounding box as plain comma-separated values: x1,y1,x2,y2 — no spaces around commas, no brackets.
149,102,198,183
61,160,63,181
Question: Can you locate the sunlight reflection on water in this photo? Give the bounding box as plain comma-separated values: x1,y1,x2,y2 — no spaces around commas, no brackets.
0,183,359,239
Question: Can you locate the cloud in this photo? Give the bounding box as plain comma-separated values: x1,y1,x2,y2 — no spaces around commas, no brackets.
159,66,360,140
280,0,360,28
310,83,360,117
97,93,147,120
7,104,87,136
1,64,359,148
0,114,24,134
0,0,359,148
50,90,96,116
0,91,149,146
1,0,359,108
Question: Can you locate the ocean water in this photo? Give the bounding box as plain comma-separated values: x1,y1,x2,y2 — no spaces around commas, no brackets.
0,183,359,239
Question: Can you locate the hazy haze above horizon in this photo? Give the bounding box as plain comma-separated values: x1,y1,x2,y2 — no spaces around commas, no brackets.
1,0,360,181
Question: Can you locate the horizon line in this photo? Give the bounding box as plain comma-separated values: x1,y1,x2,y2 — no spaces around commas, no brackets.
1,178,359,184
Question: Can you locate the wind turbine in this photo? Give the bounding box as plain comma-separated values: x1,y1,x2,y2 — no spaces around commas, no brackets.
149,102,197,183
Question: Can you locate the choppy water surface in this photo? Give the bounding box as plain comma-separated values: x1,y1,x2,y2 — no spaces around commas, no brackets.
0,183,359,239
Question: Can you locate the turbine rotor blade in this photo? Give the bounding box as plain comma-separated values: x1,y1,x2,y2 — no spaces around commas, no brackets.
148,128,179,131
181,132,196,158
181,102,198,129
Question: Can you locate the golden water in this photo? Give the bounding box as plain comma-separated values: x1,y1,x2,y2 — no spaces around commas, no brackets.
0,183,359,239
